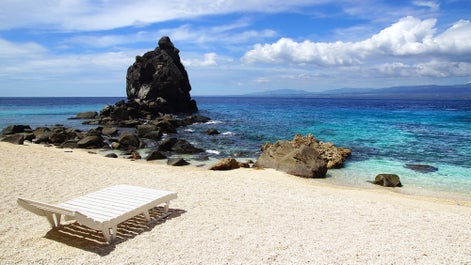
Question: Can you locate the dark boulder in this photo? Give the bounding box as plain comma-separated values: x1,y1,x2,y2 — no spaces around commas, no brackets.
255,140,327,178
158,137,179,152
2,134,25,145
143,130,163,140
49,131,67,145
33,131,52,144
102,127,119,136
146,150,167,161
205,128,220,135
77,135,104,148
171,139,204,154
136,124,158,137
373,174,402,187
167,158,189,166
152,119,177,133
405,164,438,173
118,132,141,150
1,125,32,135
105,153,118,158
61,140,79,149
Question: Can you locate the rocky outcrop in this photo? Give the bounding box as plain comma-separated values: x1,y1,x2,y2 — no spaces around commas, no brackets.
255,139,327,178
373,174,402,187
126,36,197,114
81,36,199,128
255,134,351,178
290,134,351,169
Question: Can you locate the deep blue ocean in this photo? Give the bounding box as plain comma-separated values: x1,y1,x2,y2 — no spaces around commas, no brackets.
1,97,470,199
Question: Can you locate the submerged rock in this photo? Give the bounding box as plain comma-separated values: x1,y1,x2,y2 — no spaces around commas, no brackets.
405,164,438,173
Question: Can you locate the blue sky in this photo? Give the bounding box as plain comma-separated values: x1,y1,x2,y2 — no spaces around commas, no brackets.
1,0,470,96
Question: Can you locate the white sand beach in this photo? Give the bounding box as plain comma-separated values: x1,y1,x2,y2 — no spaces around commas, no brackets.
1,141,470,264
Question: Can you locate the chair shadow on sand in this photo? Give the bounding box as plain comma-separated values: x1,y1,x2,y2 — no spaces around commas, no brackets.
44,207,185,256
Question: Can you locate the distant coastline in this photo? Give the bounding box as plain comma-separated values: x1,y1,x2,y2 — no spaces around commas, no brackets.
239,83,471,100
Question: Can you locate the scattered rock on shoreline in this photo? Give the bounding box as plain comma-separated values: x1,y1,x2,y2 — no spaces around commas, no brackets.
209,158,250,171
255,134,351,178
255,136,328,178
373,174,402,187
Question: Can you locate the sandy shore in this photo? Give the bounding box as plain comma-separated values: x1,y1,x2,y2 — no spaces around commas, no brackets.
1,142,470,264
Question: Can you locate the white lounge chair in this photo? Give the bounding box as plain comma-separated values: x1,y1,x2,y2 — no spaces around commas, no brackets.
17,185,177,243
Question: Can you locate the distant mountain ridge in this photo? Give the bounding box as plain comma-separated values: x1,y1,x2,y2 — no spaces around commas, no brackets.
243,83,471,100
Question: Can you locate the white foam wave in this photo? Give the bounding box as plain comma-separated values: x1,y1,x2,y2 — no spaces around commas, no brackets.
222,131,235,136
206,149,221,155
205,120,223,125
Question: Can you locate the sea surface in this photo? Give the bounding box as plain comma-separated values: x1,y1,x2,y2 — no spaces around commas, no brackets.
1,97,470,200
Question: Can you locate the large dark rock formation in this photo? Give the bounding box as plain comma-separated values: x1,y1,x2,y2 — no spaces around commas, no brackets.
126,36,197,114
84,37,200,127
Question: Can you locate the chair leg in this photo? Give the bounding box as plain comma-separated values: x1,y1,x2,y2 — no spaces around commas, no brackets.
45,213,61,228
102,228,112,244
164,201,170,213
143,211,151,221
45,213,56,228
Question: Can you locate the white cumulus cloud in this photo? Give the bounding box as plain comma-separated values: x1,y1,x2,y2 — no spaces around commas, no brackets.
242,16,471,65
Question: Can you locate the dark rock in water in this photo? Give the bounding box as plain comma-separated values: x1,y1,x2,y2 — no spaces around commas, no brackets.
158,137,179,152
255,139,328,178
105,153,118,158
167,158,189,166
77,135,104,148
118,132,140,150
152,119,177,133
143,130,163,140
171,139,204,154
373,174,402,187
70,111,98,119
405,164,438,173
136,125,158,137
146,150,167,161
205,128,220,135
209,158,249,171
1,125,32,135
126,36,197,114
102,127,119,136
2,134,25,145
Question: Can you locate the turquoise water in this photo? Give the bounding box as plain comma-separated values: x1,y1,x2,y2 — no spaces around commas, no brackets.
1,97,470,198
